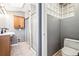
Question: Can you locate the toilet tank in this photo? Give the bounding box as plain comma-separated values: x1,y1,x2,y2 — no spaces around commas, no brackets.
64,38,79,50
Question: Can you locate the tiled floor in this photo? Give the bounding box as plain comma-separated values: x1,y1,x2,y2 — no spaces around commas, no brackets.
11,42,36,56
53,50,62,56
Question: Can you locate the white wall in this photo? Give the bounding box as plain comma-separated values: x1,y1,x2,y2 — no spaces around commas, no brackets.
0,15,7,28
24,6,30,44
30,4,40,52
25,19,30,43
31,13,37,51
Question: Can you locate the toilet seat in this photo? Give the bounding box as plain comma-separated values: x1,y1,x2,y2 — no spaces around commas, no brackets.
62,47,78,56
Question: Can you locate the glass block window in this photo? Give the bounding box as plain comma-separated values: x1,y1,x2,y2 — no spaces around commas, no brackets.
45,3,75,19
62,3,75,18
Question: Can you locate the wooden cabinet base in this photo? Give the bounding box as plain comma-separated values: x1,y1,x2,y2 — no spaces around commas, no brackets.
0,35,11,56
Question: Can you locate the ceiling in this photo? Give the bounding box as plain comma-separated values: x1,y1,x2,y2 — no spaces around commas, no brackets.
0,3,30,13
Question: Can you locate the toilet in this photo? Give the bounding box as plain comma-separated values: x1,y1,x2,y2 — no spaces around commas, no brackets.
61,38,79,56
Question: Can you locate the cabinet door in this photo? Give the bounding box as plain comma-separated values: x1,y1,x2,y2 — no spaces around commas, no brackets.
19,16,24,29
14,16,24,29
14,16,20,29
0,35,11,56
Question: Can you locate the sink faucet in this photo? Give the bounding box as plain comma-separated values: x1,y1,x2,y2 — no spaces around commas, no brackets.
1,28,8,34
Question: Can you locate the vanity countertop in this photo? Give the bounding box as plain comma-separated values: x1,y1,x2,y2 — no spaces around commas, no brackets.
0,32,15,36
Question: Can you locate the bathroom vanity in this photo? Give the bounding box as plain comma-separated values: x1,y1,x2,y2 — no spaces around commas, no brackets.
0,32,15,56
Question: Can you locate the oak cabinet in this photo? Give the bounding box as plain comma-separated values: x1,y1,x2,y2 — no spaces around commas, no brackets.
14,16,25,29
0,35,11,56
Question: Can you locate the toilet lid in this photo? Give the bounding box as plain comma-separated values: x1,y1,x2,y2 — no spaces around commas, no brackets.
62,47,78,56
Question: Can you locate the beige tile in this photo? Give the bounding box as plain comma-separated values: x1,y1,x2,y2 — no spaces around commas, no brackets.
11,42,36,56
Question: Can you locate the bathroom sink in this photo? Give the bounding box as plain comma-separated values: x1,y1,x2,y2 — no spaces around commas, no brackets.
0,32,15,36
